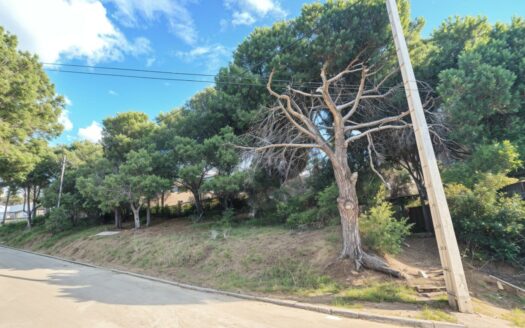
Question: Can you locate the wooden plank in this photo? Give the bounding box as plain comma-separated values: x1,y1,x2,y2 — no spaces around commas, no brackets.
489,275,525,298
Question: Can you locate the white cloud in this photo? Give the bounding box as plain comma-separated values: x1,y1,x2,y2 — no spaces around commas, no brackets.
146,57,156,67
175,44,231,73
232,11,255,26
0,0,151,63
59,110,73,132
64,96,73,106
224,0,286,26
104,0,197,44
108,90,118,96
78,121,103,143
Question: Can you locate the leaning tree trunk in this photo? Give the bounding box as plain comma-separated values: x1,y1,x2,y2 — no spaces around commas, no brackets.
332,157,402,277
2,189,10,225
130,203,141,229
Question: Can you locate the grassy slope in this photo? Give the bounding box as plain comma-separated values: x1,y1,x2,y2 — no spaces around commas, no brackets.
1,218,523,326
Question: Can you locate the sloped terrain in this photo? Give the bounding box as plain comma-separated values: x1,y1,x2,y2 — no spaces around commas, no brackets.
1,218,523,327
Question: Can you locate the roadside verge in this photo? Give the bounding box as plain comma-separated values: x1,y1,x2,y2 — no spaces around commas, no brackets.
0,244,464,328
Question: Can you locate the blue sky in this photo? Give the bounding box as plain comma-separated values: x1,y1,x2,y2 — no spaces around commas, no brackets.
0,0,523,145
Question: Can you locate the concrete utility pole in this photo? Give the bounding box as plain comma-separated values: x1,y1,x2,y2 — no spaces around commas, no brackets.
385,0,473,313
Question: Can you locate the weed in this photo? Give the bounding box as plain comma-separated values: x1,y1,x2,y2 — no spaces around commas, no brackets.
333,282,418,306
418,306,457,323
504,309,525,328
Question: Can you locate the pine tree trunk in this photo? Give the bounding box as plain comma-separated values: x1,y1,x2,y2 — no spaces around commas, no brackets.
26,186,32,229
114,207,122,229
146,200,151,227
192,190,204,219
131,204,140,229
2,189,10,225
31,187,39,220
332,158,402,277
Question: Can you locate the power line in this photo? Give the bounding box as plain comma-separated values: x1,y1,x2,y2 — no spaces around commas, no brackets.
43,62,217,78
44,67,410,95
43,68,266,87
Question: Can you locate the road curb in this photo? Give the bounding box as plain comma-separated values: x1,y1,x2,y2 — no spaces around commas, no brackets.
0,244,464,328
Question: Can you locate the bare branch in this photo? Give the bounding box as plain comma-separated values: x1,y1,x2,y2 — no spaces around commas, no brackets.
235,143,320,151
367,134,389,188
345,123,412,146
340,67,368,118
345,110,410,132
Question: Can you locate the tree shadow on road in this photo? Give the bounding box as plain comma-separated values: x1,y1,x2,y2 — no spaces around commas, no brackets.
0,247,236,306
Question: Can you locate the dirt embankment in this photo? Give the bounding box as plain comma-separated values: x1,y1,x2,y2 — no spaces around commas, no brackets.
1,219,523,327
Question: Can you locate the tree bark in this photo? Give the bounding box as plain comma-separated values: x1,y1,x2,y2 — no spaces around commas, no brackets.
25,186,32,229
31,186,39,220
2,188,10,225
146,200,151,227
192,190,204,219
332,157,402,277
160,191,165,210
131,203,140,229
114,208,122,229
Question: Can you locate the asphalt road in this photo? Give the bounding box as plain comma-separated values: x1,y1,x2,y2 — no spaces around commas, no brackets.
0,246,400,328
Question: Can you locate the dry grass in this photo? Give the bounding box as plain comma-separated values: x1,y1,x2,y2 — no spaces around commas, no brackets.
1,217,523,327
504,309,525,327
417,306,457,323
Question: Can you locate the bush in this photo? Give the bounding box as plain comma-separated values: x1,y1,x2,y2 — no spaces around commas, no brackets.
444,141,522,187
286,208,319,228
360,199,413,255
446,173,525,264
316,183,339,223
278,183,339,228
45,207,72,233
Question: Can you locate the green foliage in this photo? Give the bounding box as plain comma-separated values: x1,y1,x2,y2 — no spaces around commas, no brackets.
101,149,171,226
435,18,525,158
360,190,412,255
446,173,525,264
277,183,339,229
45,208,72,233
438,53,519,149
0,27,64,183
276,190,316,227
444,141,522,187
316,183,339,223
102,112,155,165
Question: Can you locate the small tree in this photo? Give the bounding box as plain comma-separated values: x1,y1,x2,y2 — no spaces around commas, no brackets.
102,149,169,229
246,56,430,275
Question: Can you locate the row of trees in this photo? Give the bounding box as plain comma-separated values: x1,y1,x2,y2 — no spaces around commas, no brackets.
1,1,524,268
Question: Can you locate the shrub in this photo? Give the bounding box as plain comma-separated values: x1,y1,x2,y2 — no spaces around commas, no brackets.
444,141,522,187
286,208,319,228
360,199,412,255
278,183,339,228
446,173,525,264
316,183,339,223
45,207,72,233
